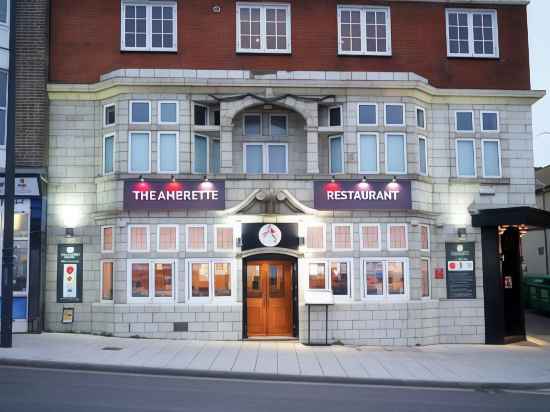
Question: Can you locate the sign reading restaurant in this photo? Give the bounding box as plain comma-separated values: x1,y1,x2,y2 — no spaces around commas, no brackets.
314,180,412,210
124,180,225,210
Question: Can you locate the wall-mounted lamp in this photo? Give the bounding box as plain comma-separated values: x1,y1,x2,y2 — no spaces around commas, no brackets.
391,176,397,183
331,175,336,183
212,5,222,13
170,175,176,183
457,227,467,238
65,227,74,238
139,175,145,182
361,176,367,184
203,175,209,183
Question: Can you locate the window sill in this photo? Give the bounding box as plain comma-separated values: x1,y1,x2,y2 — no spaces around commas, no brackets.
236,50,292,55
121,48,178,54
447,54,500,60
338,52,392,57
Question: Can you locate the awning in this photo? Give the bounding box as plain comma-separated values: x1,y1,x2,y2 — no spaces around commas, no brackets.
471,207,550,228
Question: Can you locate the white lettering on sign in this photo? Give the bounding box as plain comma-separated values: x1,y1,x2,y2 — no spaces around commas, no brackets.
132,190,219,201
326,190,399,201
447,261,474,272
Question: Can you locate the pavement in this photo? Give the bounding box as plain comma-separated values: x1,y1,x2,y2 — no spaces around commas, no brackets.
2,327,550,390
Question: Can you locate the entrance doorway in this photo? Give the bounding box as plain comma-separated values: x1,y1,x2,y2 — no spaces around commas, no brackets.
244,257,296,338
501,226,525,342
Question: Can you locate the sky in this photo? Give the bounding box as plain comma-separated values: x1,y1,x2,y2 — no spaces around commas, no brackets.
528,0,550,167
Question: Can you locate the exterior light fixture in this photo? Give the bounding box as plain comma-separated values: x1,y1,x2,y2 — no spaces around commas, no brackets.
203,175,209,183
331,175,336,183
65,228,74,238
392,176,397,183
457,227,467,238
170,175,176,183
139,175,145,182
361,176,367,184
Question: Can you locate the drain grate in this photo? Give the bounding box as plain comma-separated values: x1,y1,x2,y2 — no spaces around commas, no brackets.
102,346,123,351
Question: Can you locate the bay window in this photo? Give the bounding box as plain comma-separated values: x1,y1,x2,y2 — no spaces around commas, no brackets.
159,101,178,125
385,133,407,174
384,104,405,127
130,101,151,124
416,107,426,129
129,132,151,173
128,260,176,302
358,133,379,174
482,139,502,178
338,6,391,56
187,259,234,302
329,135,344,174
456,139,476,177
244,143,288,174
104,103,116,127
481,111,499,132
455,111,474,132
158,132,179,173
358,103,377,126
446,9,499,58
362,258,408,300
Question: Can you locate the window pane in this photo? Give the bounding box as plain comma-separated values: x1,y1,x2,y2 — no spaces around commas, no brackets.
14,212,29,239
421,259,430,298
194,135,208,174
365,261,384,296
388,261,405,295
158,226,177,251
340,9,361,52
416,108,425,128
154,263,173,298
358,104,376,125
102,262,114,301
159,133,178,173
0,108,5,146
483,141,501,177
268,145,287,173
13,240,28,293
102,227,113,251
244,115,261,135
389,225,406,249
309,263,326,289
270,115,287,136
130,133,150,172
216,227,234,250
187,226,205,250
362,225,379,250
306,226,324,249
130,226,148,251
421,225,429,250
160,102,177,123
214,263,231,297
245,145,263,173
329,107,341,126
330,136,343,174
191,263,209,297
457,140,476,177
456,112,473,131
359,134,378,173
210,139,221,174
334,225,352,249
104,135,114,174
0,0,7,23
194,105,207,125
448,12,469,54
482,112,498,131
331,262,348,296
419,138,427,175
131,263,149,298
131,102,150,123
105,105,115,125
385,105,404,125
365,10,388,53
386,134,406,173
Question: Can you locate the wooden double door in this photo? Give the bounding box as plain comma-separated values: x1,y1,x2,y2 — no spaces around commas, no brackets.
246,260,294,337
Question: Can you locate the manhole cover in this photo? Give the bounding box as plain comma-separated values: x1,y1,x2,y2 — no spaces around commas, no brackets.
102,347,123,351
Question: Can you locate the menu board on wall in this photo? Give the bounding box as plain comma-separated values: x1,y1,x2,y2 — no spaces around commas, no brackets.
446,242,476,299
57,244,83,303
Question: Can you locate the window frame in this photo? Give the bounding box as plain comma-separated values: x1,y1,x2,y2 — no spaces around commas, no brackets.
455,138,477,178
157,224,179,253
120,1,178,52
128,131,152,173
415,106,426,130
243,142,289,174
186,258,236,303
455,110,475,133
0,0,10,26
101,225,115,253
421,257,431,300
481,138,502,178
305,223,326,252
357,103,378,127
127,259,177,303
128,224,150,253
480,110,500,133
129,100,151,125
328,135,345,175
157,131,180,174
387,223,408,251
192,133,210,175
214,224,236,252
337,5,392,56
361,257,410,301
243,113,263,136
332,223,354,252
445,8,499,59
357,132,380,174
100,260,115,304
418,135,428,176
359,224,382,251
307,258,353,301
193,102,209,126
103,103,116,127
103,133,116,176
186,224,208,252
420,224,430,252
235,2,292,54
328,105,343,127
384,103,406,127
269,113,289,137
158,100,179,125
385,133,408,175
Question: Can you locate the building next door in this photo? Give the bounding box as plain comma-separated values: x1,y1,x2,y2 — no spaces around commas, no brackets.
246,260,293,337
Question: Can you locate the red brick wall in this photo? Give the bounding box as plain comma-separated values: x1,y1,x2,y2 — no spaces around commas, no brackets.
49,0,531,90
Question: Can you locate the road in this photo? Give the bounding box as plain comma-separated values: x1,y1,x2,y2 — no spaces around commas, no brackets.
0,366,549,412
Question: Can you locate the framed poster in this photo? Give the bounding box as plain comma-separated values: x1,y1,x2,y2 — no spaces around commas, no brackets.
57,244,83,303
446,242,476,299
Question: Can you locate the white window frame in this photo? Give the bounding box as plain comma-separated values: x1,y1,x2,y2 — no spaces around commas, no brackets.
421,257,431,300
243,113,263,136
120,1,178,52
328,105,343,127
128,131,152,173
455,138,477,178
385,133,408,175
480,111,500,133
445,9,499,59
186,224,208,252
306,258,353,301
103,133,116,176
332,223,354,252
418,135,428,176
420,224,430,252
157,131,180,174
329,135,345,175
236,2,292,54
357,103,378,126
127,259,177,303
415,106,426,130
361,257,410,301
243,143,289,174
129,100,151,125
103,103,116,127
384,103,405,127
101,225,115,253
158,100,179,125
214,224,236,252
359,224,382,251
481,138,502,178
157,224,179,252
387,223,408,251
269,113,288,137
337,5,392,56
357,132,380,174
455,110,475,133
186,258,236,303
305,223,326,252
128,224,150,253
192,133,210,175
100,260,115,304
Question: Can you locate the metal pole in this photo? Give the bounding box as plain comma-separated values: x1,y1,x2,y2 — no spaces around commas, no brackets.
1,0,17,348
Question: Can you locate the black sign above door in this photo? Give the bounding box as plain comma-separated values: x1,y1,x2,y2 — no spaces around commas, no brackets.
241,223,299,251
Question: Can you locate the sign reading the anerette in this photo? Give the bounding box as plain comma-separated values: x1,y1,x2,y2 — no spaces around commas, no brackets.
313,180,412,210
124,180,225,210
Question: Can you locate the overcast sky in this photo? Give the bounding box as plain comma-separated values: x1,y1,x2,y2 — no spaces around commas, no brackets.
528,0,550,167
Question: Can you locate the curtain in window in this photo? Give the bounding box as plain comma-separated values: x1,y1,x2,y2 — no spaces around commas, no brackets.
104,135,114,174
386,134,405,173
330,136,343,174
389,226,406,249
362,226,379,249
359,134,378,172
194,135,208,173
457,140,475,176
130,227,148,251
188,226,205,250
306,226,324,249
159,133,177,172
159,226,177,250
216,227,233,250
246,145,263,173
334,225,351,249
210,139,221,174
483,141,500,177
102,262,113,301
268,145,286,173
130,133,149,172
102,227,113,251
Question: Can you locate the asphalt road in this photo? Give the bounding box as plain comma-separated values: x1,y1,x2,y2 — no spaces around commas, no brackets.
0,366,549,412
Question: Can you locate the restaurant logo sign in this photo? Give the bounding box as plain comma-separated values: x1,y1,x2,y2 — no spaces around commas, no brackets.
124,180,225,210
313,180,412,210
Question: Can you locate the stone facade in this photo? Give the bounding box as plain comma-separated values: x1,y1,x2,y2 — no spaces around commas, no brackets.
44,70,540,345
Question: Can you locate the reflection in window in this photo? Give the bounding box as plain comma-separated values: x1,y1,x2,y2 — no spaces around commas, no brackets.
191,263,209,297
365,261,384,296
330,262,348,296
388,261,405,295
13,240,28,293
421,259,430,298
269,265,284,298
214,263,231,297
155,263,173,298
102,261,114,301
247,265,262,298
131,263,149,298
309,263,326,289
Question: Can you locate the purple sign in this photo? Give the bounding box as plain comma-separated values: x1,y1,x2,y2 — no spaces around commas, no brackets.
314,180,412,210
124,180,225,210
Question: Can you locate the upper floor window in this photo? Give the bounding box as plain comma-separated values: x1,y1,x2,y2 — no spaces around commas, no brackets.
104,104,116,127
244,143,288,174
121,2,177,52
130,101,151,124
416,107,426,129
159,101,178,125
236,3,291,54
385,133,407,174
269,114,288,137
338,6,391,56
0,0,8,25
456,138,476,178
481,111,499,132
0,70,7,146
455,111,474,132
482,139,502,178
103,134,115,175
384,104,405,127
446,9,499,58
193,134,220,175
329,135,344,174
357,103,377,126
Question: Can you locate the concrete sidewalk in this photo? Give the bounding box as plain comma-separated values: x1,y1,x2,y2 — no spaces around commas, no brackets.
2,333,550,389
